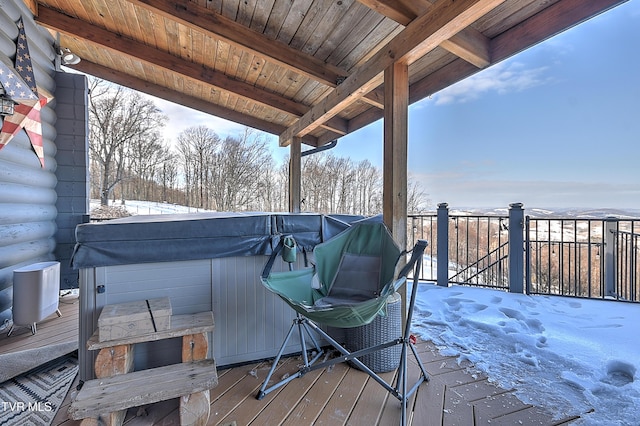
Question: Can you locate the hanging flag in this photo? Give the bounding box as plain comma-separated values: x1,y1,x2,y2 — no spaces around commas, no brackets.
0,17,51,167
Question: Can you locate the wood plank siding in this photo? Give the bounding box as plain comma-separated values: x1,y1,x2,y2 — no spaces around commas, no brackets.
31,0,627,148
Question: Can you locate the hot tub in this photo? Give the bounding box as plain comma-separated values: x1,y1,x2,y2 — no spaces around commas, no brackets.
72,212,360,381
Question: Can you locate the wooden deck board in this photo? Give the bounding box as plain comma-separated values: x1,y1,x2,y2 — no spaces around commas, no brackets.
281,362,350,425
449,378,510,402
0,296,78,355
378,357,421,425
250,363,326,425
7,299,574,426
208,361,285,424
0,294,79,382
348,369,395,424
51,338,577,426
314,365,369,424
473,391,534,420
411,373,445,426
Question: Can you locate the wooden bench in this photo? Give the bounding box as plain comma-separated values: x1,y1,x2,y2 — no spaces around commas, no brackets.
68,360,217,419
70,311,217,426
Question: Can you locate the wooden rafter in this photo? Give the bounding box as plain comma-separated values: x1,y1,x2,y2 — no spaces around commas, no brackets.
279,0,506,147
127,0,347,86
126,0,386,110
440,27,491,68
357,0,491,68
32,0,627,148
357,0,430,26
72,60,303,140
320,0,628,148
36,5,347,139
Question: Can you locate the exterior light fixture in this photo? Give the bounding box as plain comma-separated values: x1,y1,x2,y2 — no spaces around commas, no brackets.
0,88,16,116
60,48,81,65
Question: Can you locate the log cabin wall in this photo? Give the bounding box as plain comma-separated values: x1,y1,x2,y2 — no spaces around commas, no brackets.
0,0,89,326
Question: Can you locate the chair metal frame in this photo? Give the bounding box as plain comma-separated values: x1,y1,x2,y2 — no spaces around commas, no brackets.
257,235,429,426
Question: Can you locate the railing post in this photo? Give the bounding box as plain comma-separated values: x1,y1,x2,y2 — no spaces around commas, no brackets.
604,216,618,298
437,202,449,287
524,215,531,293
508,202,525,293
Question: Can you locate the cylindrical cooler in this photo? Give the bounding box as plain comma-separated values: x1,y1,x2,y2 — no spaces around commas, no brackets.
346,292,402,373
11,261,61,332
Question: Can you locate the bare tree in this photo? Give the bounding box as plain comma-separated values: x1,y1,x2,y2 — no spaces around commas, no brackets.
85,79,430,216
300,153,387,215
354,160,382,215
127,138,172,200
407,175,430,214
175,126,220,209
158,153,178,202
210,128,273,211
175,126,273,211
88,78,167,205
274,159,290,212
301,154,328,212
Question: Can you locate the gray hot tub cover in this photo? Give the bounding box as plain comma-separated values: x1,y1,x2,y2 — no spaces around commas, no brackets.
70,212,364,269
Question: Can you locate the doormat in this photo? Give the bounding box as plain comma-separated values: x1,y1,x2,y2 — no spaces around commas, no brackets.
0,353,78,426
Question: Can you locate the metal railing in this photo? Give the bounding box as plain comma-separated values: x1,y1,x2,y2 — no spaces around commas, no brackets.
409,205,640,303
409,213,510,289
614,226,640,301
525,218,605,298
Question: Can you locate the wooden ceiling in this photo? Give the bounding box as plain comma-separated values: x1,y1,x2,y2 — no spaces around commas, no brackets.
31,0,626,148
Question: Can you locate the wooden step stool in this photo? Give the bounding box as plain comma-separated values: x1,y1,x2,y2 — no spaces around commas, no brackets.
69,311,217,426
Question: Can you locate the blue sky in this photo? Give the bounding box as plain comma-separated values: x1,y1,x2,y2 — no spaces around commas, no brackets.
156,1,640,210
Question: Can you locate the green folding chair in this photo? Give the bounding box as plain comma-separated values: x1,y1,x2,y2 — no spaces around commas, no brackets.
257,221,428,426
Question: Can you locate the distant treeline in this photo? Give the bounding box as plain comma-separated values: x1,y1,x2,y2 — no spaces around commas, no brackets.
88,78,429,214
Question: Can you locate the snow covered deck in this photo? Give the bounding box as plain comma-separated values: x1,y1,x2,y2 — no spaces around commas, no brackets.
52,337,578,425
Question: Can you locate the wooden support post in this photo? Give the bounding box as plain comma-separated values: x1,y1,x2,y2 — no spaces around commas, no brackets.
93,344,134,426
383,61,409,323
289,137,302,213
94,345,134,378
180,333,210,426
182,332,209,362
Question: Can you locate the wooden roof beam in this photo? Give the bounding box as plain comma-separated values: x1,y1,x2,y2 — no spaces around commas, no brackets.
344,0,628,136
36,5,346,139
490,0,628,63
36,6,299,117
357,0,429,26
69,60,314,141
358,0,491,68
440,27,491,68
279,0,505,147
409,0,630,104
127,0,384,109
126,0,347,86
